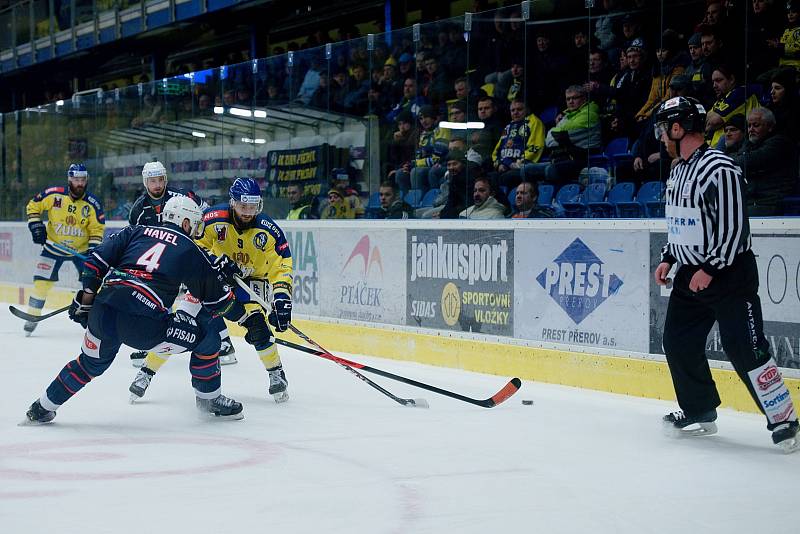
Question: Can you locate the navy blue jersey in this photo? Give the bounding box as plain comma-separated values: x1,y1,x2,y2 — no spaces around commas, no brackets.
82,224,242,319
128,187,203,227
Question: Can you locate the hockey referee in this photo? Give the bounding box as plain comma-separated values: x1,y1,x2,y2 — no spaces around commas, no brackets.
653,96,798,453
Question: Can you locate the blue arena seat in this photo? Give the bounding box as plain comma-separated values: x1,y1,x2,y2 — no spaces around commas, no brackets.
537,184,554,206
539,105,560,128
588,182,635,218
507,186,518,207
419,189,439,208
562,183,606,218
404,189,423,208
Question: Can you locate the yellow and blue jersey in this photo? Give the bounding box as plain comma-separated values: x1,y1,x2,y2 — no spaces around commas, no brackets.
26,185,105,256
198,205,293,295
709,87,760,146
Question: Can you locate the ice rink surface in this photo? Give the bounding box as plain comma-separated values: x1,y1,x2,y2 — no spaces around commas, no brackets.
1,308,798,534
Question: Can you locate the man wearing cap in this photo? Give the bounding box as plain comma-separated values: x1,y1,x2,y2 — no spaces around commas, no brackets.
611,38,652,138
395,105,450,193
717,113,746,154
768,1,800,69
684,32,714,106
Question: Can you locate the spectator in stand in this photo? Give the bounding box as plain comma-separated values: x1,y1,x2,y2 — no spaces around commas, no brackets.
309,72,332,110
329,68,351,112
379,57,402,103
386,78,428,123
394,105,450,193
420,55,450,107
747,0,784,77
611,39,652,139
732,107,798,216
620,14,646,51
343,63,370,114
635,30,688,122
768,1,800,69
397,53,415,81
453,77,482,103
375,181,414,219
705,64,761,146
594,0,623,53
523,85,602,188
459,177,507,219
386,110,417,179
684,32,715,106
584,49,614,107
765,67,800,142
295,57,321,105
285,184,317,220
367,82,391,118
320,186,361,220
715,113,746,154
492,98,546,190
567,29,595,84
529,31,569,111
495,57,526,105
510,181,555,219
700,26,728,73
631,75,692,185
471,96,504,166
439,150,476,219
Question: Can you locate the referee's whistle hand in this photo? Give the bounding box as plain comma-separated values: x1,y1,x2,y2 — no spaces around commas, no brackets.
654,262,671,286
689,269,713,293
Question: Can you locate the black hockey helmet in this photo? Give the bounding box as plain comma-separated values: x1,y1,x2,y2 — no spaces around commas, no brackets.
654,96,706,139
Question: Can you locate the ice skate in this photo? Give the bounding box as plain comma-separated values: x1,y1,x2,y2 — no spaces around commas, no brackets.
663,409,718,437
268,365,289,403
129,367,155,403
196,394,244,420
24,321,37,337
130,350,147,368
771,421,799,454
218,338,237,365
19,400,56,426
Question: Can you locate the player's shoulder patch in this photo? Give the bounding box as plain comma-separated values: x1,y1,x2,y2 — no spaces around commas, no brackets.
256,213,283,239
83,192,105,213
203,203,230,223
40,185,67,199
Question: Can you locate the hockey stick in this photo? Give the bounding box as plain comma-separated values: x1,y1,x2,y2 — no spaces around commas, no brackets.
232,276,428,408
274,336,521,408
8,304,70,322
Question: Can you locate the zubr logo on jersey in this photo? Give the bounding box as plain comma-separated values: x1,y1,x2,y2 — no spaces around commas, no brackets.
536,238,623,324
407,230,513,335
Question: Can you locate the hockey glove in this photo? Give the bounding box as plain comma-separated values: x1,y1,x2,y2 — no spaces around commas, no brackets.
240,312,272,347
68,290,94,328
268,292,292,332
28,221,46,245
212,254,242,282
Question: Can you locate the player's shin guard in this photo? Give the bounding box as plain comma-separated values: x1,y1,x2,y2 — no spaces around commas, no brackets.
44,355,96,407
257,343,281,369
24,280,53,335
258,344,289,403
142,351,170,372
746,358,799,451
190,351,222,400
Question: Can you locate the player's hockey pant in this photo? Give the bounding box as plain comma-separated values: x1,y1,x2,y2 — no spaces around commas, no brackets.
42,301,223,409
662,250,797,430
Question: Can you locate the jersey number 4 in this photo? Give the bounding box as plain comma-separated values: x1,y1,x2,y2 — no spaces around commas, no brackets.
136,243,166,272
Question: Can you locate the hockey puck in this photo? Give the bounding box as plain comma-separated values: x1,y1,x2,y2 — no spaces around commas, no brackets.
521,400,534,406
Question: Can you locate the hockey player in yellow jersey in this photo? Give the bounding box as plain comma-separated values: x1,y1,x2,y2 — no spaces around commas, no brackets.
24,163,105,335
129,177,294,403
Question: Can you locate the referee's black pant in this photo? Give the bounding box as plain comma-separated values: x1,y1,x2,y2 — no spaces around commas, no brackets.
663,250,772,420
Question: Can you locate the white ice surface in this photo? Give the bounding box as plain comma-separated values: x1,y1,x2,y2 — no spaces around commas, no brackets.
1,308,797,534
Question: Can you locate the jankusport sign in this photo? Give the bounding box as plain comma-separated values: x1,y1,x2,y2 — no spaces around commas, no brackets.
406,229,514,336
515,229,650,353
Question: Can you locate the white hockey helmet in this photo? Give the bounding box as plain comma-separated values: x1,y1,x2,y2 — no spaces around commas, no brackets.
161,195,204,238
141,161,168,185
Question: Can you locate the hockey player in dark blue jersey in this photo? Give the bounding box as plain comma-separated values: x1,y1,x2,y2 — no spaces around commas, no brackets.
21,196,272,424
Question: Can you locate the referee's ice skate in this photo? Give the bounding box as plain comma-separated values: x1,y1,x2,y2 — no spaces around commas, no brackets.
663,409,718,437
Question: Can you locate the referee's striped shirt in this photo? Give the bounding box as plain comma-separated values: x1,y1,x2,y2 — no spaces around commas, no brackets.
660,145,751,274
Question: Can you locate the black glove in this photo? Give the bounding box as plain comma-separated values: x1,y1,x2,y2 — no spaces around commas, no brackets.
68,290,94,328
28,221,46,245
212,254,242,282
241,312,271,347
268,292,292,332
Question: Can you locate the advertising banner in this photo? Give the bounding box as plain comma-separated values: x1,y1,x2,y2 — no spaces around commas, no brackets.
406,230,514,336
649,232,800,369
0,232,12,262
285,229,320,316
265,145,328,199
515,230,650,352
318,229,406,325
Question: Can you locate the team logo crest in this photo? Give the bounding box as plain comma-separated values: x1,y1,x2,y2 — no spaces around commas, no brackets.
53,197,62,209
215,225,227,241
82,205,90,217
66,215,77,226
253,232,268,251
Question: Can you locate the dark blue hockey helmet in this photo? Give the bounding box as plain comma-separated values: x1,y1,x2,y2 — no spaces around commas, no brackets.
67,163,88,179
229,177,262,217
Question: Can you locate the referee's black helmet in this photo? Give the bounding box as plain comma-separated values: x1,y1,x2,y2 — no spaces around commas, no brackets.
654,96,706,139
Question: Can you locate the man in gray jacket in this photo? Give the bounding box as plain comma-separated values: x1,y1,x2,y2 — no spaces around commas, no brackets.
732,108,797,216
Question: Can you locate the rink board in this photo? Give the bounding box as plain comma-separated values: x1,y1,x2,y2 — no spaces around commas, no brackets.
2,219,800,413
